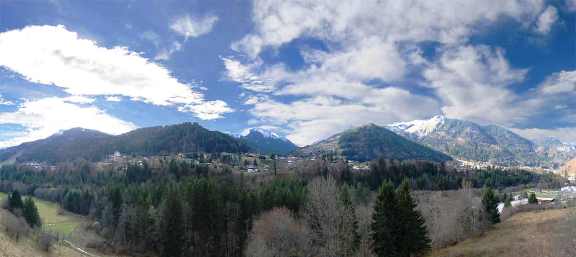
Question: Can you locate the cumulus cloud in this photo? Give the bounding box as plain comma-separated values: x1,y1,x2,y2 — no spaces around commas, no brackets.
0,25,232,120
234,0,546,57
535,6,558,34
0,97,136,148
423,45,528,125
170,14,219,39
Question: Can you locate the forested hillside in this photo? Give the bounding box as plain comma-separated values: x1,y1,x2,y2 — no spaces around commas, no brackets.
0,122,250,163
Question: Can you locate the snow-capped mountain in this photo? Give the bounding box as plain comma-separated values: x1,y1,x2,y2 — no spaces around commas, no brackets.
241,127,285,141
387,116,550,166
240,128,297,155
388,115,446,138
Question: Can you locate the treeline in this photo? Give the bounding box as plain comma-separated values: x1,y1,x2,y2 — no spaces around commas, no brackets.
0,157,564,256
88,176,308,256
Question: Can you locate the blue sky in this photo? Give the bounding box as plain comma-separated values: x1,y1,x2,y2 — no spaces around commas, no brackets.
0,0,575,147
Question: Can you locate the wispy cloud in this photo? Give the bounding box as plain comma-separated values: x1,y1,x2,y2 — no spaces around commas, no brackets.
170,14,219,39
535,6,558,34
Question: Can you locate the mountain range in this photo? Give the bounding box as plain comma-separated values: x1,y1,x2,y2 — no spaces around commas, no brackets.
387,115,574,167
297,124,452,162
2,117,575,167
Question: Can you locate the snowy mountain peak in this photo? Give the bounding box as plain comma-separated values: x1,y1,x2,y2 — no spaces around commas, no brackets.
242,127,283,140
387,115,446,137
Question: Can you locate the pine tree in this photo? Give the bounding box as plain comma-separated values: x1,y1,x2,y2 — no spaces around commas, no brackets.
8,190,24,211
504,193,512,208
371,181,401,257
528,192,538,204
338,185,360,257
481,187,500,224
159,189,185,257
22,197,42,228
396,180,430,257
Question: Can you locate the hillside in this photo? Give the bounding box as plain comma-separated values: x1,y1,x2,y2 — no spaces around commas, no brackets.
0,128,113,163
429,208,576,257
0,122,251,163
388,115,548,166
298,124,452,162
240,128,297,155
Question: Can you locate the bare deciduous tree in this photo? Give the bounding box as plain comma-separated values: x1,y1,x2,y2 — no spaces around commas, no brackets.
245,208,310,257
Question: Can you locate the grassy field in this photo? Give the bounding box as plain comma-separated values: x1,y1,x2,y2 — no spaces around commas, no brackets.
0,192,82,236
429,208,576,257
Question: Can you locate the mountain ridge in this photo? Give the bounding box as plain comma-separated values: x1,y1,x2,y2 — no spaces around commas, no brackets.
298,123,452,162
240,128,298,155
387,116,573,167
0,122,250,163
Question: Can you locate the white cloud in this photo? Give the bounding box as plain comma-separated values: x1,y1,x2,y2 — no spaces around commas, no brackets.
538,70,576,95
0,97,136,148
423,45,528,125
105,96,122,102
535,6,558,34
222,57,276,92
154,41,182,61
62,95,94,104
0,25,232,120
234,0,546,57
0,94,15,105
170,14,219,39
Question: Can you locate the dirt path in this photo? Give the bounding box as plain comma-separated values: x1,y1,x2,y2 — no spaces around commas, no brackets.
429,208,576,257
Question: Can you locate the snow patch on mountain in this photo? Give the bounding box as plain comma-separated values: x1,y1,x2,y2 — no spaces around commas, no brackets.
388,115,446,137
242,127,285,140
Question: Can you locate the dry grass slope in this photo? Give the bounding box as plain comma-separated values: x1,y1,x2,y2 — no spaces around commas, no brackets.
0,208,83,257
429,208,576,257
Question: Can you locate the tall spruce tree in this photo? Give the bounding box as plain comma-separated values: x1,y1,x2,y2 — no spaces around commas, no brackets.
338,185,360,257
371,181,401,257
22,197,42,228
528,192,538,204
481,187,500,224
396,180,430,257
8,190,24,211
159,189,185,257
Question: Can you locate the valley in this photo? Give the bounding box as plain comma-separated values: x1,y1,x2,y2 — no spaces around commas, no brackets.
0,121,574,257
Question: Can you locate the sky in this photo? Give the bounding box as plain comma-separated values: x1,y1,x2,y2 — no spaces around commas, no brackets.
0,0,575,147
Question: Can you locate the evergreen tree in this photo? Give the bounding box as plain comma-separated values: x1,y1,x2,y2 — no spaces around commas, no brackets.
396,180,430,257
371,181,401,257
159,190,185,257
528,192,538,204
504,193,512,208
8,190,24,211
338,185,360,257
22,197,42,228
481,187,500,224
